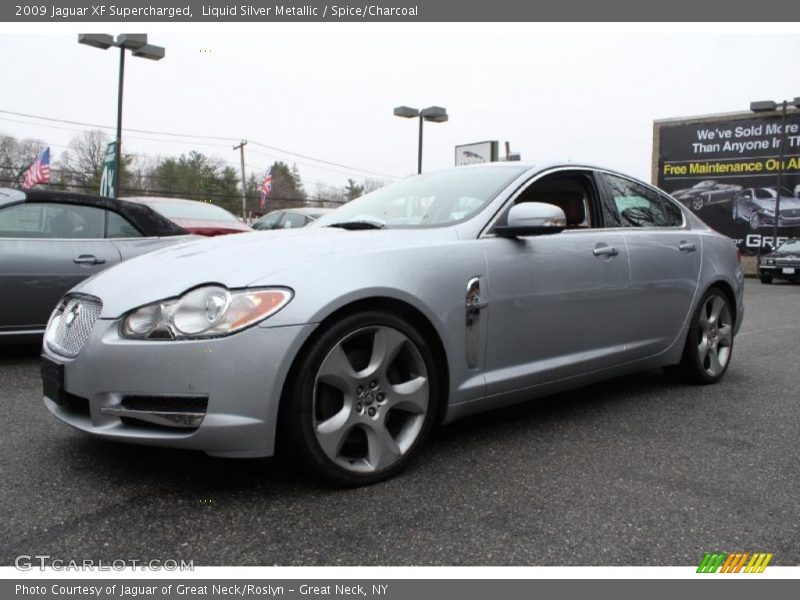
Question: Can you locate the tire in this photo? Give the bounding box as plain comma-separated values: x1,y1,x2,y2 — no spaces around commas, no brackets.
280,310,440,486
749,211,760,230
732,198,739,221
672,287,735,385
692,196,704,211
760,272,773,284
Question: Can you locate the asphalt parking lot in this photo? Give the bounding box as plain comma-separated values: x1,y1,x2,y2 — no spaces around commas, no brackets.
1,280,798,566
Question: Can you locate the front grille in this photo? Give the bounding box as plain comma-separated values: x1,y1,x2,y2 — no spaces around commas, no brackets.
780,208,800,218
775,258,800,267
45,294,102,358
120,395,208,413
100,394,208,430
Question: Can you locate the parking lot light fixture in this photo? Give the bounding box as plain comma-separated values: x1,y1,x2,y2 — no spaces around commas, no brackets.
78,33,165,198
393,105,448,174
750,97,799,253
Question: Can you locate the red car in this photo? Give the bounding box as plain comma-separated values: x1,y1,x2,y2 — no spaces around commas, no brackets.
123,196,251,236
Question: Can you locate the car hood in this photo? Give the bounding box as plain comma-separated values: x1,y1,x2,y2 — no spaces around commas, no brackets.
75,227,459,318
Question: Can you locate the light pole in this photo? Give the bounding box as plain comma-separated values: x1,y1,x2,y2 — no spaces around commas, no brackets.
393,105,448,174
750,97,800,250
78,33,165,198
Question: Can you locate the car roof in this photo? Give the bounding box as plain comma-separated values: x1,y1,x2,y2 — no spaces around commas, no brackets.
0,187,188,236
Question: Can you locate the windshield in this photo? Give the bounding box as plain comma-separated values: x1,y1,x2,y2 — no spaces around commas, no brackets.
314,166,528,229
149,201,240,222
776,240,800,254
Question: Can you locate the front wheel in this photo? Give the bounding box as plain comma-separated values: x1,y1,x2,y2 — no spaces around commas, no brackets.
671,288,734,385
281,310,439,486
760,272,773,284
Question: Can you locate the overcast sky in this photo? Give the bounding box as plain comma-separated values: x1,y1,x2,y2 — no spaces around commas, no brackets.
1,26,799,194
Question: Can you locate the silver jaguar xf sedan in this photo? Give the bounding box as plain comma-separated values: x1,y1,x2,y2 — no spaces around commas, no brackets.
42,164,744,485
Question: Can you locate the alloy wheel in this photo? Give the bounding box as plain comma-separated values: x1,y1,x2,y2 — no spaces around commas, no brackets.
696,295,733,377
312,325,429,474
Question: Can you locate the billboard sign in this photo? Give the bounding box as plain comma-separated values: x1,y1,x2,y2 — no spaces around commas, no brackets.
455,141,499,166
656,113,800,251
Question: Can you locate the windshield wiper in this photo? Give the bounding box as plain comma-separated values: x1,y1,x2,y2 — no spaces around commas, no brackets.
326,220,385,230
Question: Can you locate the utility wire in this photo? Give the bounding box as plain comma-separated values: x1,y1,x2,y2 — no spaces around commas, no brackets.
0,108,400,179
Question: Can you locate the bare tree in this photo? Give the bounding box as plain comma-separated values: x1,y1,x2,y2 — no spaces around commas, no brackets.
0,133,48,187
60,129,111,190
363,178,389,194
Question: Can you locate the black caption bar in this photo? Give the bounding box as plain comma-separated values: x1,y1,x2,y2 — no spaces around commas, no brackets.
5,579,798,600
4,0,800,21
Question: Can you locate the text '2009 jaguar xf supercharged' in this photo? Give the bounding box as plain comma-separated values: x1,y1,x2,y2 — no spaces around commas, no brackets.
42,164,744,485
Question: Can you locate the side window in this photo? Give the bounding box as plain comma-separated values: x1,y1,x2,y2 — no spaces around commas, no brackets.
253,212,283,230
105,211,142,238
604,174,682,228
508,173,594,229
0,203,104,239
281,212,308,229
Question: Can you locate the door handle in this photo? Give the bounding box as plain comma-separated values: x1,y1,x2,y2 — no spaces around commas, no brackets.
678,241,697,253
74,255,105,265
593,246,619,257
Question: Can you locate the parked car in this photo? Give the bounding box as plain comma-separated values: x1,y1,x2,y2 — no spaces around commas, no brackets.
0,188,191,344
671,180,743,211
123,196,251,236
758,238,800,283
252,207,333,230
732,187,800,230
42,164,744,486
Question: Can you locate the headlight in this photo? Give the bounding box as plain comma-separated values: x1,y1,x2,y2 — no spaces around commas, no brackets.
764,259,775,266
121,286,292,340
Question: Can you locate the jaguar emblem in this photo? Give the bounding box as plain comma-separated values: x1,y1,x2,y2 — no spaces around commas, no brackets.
64,303,81,328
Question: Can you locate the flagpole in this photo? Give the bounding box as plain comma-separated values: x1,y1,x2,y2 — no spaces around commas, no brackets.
114,45,125,199
233,140,248,221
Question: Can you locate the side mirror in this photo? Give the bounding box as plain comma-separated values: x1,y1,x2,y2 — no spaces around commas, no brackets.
762,243,774,254
493,202,566,237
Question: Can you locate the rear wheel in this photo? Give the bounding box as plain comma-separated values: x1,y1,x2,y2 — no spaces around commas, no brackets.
672,288,734,385
281,310,439,486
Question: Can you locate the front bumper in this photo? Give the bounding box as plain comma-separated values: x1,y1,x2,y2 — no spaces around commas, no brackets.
42,318,316,458
759,264,800,279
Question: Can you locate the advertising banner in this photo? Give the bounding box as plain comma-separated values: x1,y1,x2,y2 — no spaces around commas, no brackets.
99,141,116,198
656,113,800,251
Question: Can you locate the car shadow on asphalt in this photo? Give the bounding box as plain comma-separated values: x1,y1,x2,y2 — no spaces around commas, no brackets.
0,344,41,362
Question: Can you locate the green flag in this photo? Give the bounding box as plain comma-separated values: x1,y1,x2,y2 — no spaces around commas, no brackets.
99,141,116,197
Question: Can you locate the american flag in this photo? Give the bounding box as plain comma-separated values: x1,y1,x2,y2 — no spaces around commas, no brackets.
259,167,273,208
22,147,51,189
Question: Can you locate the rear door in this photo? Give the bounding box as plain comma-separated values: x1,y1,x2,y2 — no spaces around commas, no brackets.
0,202,121,336
601,173,702,360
